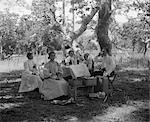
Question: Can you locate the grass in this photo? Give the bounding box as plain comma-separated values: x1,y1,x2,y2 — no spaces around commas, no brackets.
0,50,149,121
0,68,149,122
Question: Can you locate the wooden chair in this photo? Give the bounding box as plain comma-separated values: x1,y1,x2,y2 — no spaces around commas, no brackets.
107,70,117,90
103,69,120,102
91,68,118,102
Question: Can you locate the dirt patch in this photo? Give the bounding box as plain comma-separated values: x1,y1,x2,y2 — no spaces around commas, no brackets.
93,100,149,122
94,105,137,122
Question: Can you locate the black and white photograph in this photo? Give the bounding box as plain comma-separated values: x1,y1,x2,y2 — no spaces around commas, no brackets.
0,0,149,121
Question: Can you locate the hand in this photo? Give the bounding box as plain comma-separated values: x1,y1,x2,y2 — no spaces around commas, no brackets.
51,75,57,79
57,73,62,80
103,72,108,77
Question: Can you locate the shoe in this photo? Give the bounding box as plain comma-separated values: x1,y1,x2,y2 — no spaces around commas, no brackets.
62,97,75,105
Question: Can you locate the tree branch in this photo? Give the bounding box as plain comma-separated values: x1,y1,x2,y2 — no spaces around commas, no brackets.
70,6,100,42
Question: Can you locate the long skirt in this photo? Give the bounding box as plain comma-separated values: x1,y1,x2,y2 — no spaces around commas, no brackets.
40,78,68,100
19,72,43,93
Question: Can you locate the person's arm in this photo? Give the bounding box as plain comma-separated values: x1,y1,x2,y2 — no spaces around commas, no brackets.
24,62,32,74
57,63,63,79
31,61,40,75
100,58,105,69
79,55,84,62
74,56,78,65
57,63,63,74
43,63,52,78
103,57,115,76
87,58,93,70
65,57,70,65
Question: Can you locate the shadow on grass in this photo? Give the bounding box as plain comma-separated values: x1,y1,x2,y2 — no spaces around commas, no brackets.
130,108,149,122
0,69,149,122
0,70,23,81
0,82,108,122
0,92,108,121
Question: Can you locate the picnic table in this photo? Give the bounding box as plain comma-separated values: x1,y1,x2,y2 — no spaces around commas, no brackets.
62,64,99,100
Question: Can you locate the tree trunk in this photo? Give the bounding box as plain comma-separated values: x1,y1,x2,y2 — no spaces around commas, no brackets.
96,0,112,54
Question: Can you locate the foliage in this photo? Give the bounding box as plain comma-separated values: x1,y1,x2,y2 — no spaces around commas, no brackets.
109,0,150,53
0,11,19,55
71,0,98,28
0,0,150,55
31,0,64,51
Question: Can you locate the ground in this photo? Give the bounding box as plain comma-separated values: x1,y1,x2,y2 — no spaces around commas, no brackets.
0,68,149,122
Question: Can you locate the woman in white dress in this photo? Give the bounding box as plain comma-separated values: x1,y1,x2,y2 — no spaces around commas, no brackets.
96,48,116,94
19,52,43,93
65,50,77,65
101,49,116,77
40,51,69,100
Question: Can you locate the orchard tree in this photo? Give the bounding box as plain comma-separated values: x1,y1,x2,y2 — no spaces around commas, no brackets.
16,0,113,53
18,0,150,55
0,11,19,55
31,0,64,51
66,0,113,53
113,0,150,55
96,0,112,54
105,0,150,55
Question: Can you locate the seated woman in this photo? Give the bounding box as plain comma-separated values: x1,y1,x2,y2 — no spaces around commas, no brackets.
40,51,69,100
76,50,84,64
65,50,77,65
92,52,105,76
19,52,43,93
94,48,116,94
100,49,116,77
83,53,94,75
93,49,116,77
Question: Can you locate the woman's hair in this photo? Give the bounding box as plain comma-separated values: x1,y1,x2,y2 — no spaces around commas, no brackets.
48,51,55,59
26,52,33,59
68,50,74,54
84,53,89,59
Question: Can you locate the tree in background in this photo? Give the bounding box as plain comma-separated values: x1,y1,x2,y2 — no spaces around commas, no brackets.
0,0,150,57
114,0,150,55
32,0,64,51
0,11,19,55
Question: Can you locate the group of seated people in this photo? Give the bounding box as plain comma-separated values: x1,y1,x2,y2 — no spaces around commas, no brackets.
18,48,116,104
62,49,115,77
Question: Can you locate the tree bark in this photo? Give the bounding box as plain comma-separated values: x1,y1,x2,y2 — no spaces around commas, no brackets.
96,0,112,54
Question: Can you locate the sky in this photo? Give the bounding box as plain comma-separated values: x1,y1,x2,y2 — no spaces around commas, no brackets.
0,0,32,16
25,0,33,6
